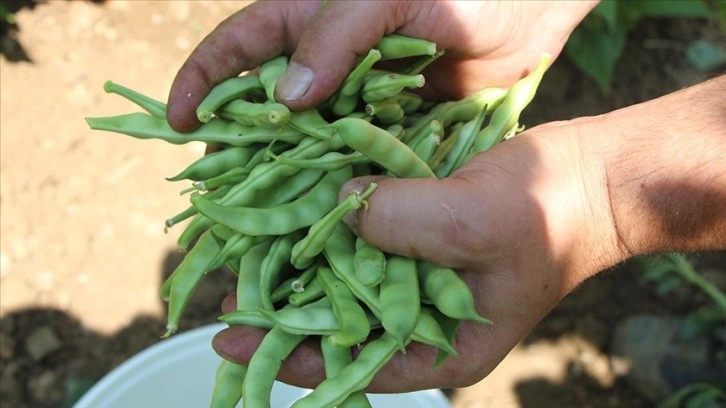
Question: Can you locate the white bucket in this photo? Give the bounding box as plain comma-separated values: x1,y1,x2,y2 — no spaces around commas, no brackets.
74,323,451,408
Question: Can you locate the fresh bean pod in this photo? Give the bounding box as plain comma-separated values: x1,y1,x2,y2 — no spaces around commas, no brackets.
259,56,288,102
196,75,264,123
166,146,259,182
103,80,166,119
219,99,291,128
291,333,400,408
210,360,247,408
318,266,371,347
380,256,421,350
419,261,492,324
242,325,305,408
290,183,377,269
353,237,386,287
329,118,435,178
320,337,372,408
375,34,437,60
361,72,425,103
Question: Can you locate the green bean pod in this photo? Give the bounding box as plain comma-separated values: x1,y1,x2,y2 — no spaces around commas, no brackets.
190,166,351,237
207,233,268,273
290,183,377,269
236,239,275,311
196,75,264,123
242,325,305,408
103,80,166,119
288,110,335,140
258,305,341,336
85,113,303,147
323,224,457,356
291,333,400,408
164,229,222,337
218,309,274,329
418,261,492,324
166,146,259,182
320,337,372,408
219,99,291,128
259,232,303,310
287,276,325,307
318,266,371,347
184,167,250,194
329,117,435,178
270,263,319,303
375,34,437,60
402,48,445,75
209,360,247,408
471,53,551,154
435,108,488,178
164,184,232,230
259,55,288,102
270,151,370,171
331,49,383,116
380,255,421,350
365,99,405,125
361,72,425,102
353,237,386,287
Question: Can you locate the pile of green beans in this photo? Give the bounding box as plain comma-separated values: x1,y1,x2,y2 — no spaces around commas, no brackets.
87,34,550,408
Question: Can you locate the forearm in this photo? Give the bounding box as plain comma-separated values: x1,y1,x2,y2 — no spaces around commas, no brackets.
587,75,726,258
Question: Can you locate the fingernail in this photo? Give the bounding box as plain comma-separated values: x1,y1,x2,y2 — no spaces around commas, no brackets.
276,61,314,101
340,181,364,233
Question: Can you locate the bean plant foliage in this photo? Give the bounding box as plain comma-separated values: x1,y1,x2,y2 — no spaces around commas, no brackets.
566,0,725,94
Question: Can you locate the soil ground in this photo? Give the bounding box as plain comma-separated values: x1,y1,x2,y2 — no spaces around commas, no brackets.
1,1,724,408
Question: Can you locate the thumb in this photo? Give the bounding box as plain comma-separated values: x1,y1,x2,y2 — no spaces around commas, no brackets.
274,1,409,110
340,175,486,269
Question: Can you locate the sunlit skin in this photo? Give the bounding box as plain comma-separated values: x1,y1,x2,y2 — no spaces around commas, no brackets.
167,0,726,393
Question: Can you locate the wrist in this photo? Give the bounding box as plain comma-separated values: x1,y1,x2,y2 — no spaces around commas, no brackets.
569,75,726,260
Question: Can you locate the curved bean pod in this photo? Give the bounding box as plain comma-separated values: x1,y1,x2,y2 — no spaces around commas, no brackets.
287,276,325,307
237,239,275,311
329,118,435,178
361,72,425,103
242,325,305,408
164,229,222,337
291,333,400,408
269,150,370,171
259,232,304,310
210,359,247,408
290,183,377,269
419,261,492,324
320,337,372,408
218,309,274,329
166,146,259,182
317,266,371,347
471,53,551,154
375,34,437,60
259,55,288,102
196,75,264,123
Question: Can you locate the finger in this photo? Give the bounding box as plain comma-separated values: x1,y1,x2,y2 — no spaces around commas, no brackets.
274,0,412,110
339,174,505,270
166,1,319,132
220,292,236,314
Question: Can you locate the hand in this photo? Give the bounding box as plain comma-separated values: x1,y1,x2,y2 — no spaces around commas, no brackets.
167,0,598,132
211,75,726,391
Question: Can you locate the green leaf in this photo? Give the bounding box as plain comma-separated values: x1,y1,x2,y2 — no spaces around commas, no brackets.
565,21,627,94
621,0,713,20
686,40,726,71
592,0,619,31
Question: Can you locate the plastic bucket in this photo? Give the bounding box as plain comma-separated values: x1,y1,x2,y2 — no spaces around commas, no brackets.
74,323,450,408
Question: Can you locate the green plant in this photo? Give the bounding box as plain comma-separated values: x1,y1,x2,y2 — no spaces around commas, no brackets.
566,0,723,94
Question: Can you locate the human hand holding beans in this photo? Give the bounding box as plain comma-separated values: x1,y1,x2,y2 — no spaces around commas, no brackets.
166,0,598,132
166,0,726,394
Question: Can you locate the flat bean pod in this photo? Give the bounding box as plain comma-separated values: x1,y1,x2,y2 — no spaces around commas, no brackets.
259,232,303,310
375,34,437,60
219,99,290,128
353,237,386,287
